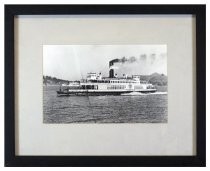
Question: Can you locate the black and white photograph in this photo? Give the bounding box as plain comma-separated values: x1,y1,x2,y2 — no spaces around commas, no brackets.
43,45,167,123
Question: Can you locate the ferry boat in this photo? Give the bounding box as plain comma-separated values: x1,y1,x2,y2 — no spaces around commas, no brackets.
57,59,157,96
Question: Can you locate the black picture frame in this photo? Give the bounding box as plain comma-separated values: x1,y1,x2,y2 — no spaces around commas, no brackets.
5,4,206,167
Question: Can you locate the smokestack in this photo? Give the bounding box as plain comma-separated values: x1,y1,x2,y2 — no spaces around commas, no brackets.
109,69,114,78
109,59,119,78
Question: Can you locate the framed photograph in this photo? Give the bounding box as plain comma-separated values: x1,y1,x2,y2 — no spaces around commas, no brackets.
5,5,206,166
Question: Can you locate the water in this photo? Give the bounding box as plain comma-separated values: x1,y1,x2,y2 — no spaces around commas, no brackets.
43,86,168,123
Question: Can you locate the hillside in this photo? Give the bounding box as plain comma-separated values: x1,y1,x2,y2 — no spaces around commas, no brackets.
140,73,167,86
43,76,69,85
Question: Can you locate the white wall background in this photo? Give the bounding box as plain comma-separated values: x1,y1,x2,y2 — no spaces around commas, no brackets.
15,14,195,156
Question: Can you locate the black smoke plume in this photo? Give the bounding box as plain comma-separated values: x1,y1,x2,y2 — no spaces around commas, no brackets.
109,56,137,67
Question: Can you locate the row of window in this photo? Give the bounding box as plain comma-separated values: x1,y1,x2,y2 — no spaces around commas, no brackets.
90,80,110,83
89,80,137,84
81,85,98,90
107,85,126,90
110,80,137,84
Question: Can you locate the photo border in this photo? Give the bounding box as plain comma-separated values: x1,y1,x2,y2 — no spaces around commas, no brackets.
5,4,206,167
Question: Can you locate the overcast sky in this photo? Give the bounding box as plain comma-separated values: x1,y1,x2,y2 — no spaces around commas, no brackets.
43,45,167,80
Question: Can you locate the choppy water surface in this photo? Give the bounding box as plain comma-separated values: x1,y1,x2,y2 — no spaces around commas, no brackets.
43,86,168,123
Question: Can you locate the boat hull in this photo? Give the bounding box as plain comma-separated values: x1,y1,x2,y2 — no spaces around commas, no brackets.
57,89,157,96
